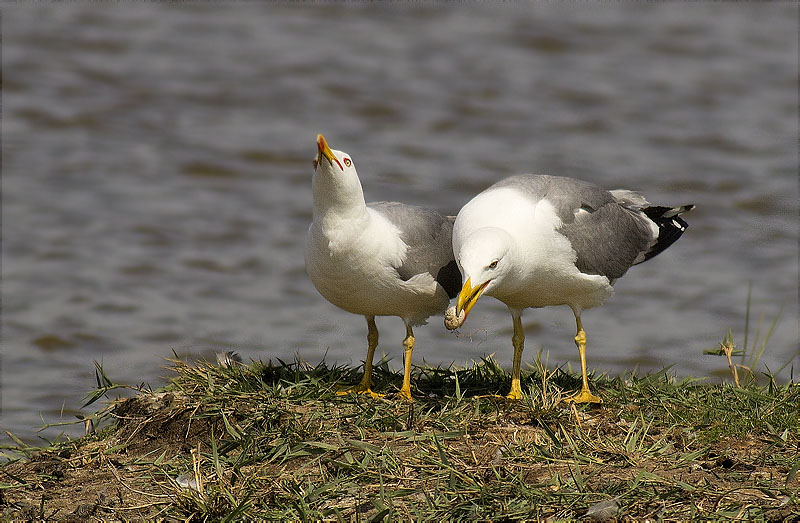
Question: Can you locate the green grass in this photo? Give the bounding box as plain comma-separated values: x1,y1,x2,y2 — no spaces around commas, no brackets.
2,354,797,521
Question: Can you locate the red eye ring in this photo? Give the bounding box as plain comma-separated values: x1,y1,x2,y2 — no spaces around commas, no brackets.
343,158,352,167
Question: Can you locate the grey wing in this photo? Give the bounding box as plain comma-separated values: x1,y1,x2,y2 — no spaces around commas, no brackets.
496,174,688,280
369,202,461,298
558,203,654,280
497,175,654,280
493,174,617,222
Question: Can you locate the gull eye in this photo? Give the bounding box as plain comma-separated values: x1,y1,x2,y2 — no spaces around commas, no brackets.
313,158,319,170
343,158,352,167
488,259,499,269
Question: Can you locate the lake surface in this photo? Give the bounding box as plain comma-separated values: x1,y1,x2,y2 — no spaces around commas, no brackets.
3,3,798,444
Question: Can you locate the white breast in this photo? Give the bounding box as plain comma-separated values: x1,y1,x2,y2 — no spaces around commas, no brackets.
454,187,613,311
305,208,448,323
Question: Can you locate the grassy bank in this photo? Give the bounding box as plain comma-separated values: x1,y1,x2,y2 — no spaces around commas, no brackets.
1,356,798,521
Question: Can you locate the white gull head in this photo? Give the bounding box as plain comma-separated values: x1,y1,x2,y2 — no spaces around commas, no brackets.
312,134,365,220
455,227,516,318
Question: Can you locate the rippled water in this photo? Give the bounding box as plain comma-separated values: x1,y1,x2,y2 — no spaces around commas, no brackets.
3,4,797,444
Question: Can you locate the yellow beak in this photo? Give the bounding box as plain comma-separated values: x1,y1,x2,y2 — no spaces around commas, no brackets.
316,133,342,170
456,277,489,320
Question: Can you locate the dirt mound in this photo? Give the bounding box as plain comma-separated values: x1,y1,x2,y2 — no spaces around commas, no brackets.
113,391,222,458
1,391,208,521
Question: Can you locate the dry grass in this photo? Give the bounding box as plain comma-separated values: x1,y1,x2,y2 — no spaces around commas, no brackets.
2,354,798,521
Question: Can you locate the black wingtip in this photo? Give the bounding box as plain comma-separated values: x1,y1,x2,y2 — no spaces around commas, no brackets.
640,204,694,263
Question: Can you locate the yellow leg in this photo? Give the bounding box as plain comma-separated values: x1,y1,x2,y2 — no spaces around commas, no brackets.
399,324,414,401
507,310,524,400
565,315,602,404
337,316,383,398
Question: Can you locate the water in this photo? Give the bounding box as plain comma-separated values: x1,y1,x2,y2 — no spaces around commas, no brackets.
3,4,797,444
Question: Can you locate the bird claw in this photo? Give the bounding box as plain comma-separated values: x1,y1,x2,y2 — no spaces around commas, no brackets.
336,383,384,399
564,389,603,404
474,390,524,400
506,389,523,400
397,388,414,401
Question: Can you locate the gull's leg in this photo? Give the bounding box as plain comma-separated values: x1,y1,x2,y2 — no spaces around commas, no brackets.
398,323,415,400
565,313,602,404
507,308,524,400
360,316,379,392
338,316,383,398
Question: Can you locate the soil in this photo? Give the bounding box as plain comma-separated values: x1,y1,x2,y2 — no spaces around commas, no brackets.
1,390,797,521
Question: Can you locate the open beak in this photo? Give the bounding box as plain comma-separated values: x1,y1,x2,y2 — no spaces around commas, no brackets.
456,277,489,320
316,134,343,171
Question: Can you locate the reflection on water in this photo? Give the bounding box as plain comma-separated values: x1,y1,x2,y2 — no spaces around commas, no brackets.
2,3,797,443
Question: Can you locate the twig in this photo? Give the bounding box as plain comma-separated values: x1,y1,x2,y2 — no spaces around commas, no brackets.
98,501,169,512
192,443,204,497
720,338,740,388
106,461,172,499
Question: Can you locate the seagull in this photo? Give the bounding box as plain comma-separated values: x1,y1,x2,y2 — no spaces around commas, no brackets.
448,174,693,403
305,134,460,400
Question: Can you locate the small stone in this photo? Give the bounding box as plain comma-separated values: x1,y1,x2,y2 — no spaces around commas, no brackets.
444,305,466,330
176,473,200,492
584,498,619,522
492,446,506,466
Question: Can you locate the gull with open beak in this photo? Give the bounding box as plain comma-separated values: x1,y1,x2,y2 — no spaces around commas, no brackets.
305,134,460,400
